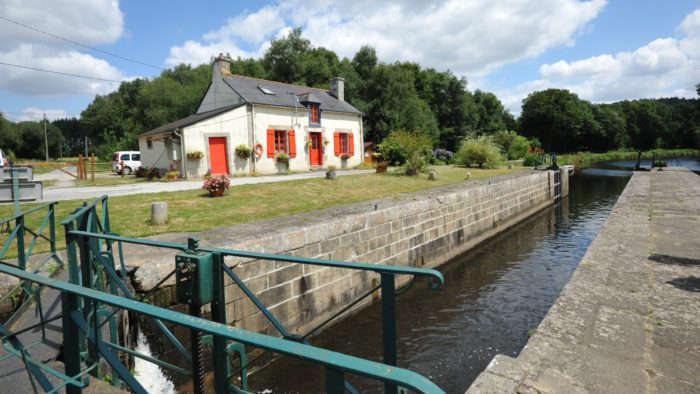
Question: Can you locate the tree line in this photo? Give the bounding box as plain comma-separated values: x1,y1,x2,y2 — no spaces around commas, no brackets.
1,28,698,161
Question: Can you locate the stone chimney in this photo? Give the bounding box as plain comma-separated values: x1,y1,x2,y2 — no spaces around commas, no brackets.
215,53,231,76
330,77,345,102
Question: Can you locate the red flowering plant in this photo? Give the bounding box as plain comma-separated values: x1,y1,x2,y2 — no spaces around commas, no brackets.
202,175,231,193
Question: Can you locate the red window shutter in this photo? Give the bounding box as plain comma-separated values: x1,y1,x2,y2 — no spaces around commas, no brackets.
267,129,275,158
333,132,341,156
288,129,297,157
348,133,355,156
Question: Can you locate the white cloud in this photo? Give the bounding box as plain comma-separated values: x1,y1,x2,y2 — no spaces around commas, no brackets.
497,7,700,113
166,0,606,74
0,0,124,51
0,45,126,95
18,107,70,121
0,0,126,96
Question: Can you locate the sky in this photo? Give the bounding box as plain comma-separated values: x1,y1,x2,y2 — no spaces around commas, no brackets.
0,0,699,123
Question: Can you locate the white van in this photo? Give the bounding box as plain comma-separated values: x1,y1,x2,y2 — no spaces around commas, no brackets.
112,151,141,175
0,149,8,167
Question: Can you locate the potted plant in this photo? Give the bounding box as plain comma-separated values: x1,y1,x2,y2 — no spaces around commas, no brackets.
340,153,351,161
165,171,179,181
186,151,204,160
323,138,330,146
235,144,251,160
376,162,388,174
326,165,337,180
276,153,290,163
202,174,231,197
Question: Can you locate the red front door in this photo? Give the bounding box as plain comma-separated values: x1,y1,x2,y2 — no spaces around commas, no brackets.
309,132,322,166
208,137,229,174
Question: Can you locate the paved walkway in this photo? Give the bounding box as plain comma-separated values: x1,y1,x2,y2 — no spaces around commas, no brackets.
40,169,374,202
468,167,700,393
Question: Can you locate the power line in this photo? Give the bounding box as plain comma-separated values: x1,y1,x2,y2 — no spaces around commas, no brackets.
0,15,165,71
0,61,123,83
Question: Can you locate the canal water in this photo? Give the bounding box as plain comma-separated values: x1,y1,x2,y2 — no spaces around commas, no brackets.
137,162,660,392
243,170,632,393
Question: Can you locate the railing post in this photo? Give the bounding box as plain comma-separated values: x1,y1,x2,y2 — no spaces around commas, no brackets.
211,253,230,393
62,292,83,394
49,203,59,263
325,366,345,394
15,215,26,270
381,273,398,394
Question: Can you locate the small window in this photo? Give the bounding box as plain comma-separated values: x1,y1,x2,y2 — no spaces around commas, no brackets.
132,154,140,161
146,138,153,149
274,130,287,154
338,133,349,154
309,103,320,125
258,86,275,95
120,154,130,161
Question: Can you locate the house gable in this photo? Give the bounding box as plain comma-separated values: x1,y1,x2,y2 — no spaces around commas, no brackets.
197,56,245,113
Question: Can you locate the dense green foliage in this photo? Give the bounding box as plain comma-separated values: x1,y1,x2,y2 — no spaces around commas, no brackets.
377,130,433,175
519,89,700,153
455,136,503,168
0,29,698,161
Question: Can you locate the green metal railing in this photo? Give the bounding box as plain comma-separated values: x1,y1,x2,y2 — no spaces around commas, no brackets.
0,263,445,393
2,195,446,393
0,201,64,392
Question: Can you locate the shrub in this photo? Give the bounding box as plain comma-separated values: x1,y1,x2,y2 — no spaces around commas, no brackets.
432,148,454,164
455,136,503,168
508,135,530,160
378,130,433,176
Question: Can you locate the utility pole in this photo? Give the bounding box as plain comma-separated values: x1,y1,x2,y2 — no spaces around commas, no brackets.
84,136,88,157
44,113,49,161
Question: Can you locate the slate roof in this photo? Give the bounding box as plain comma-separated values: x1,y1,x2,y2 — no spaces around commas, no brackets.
222,74,362,115
140,104,242,137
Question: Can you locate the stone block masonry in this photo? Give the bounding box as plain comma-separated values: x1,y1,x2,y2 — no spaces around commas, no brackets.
468,168,700,393
221,170,566,333
130,169,568,336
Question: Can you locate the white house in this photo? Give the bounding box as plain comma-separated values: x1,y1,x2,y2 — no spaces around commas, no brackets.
139,54,364,177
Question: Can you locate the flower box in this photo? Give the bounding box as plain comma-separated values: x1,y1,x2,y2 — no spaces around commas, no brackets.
186,151,204,160
202,175,231,197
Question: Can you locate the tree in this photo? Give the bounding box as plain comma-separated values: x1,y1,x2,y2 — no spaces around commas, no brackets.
519,89,598,153
263,28,312,84
492,130,530,159
364,64,438,142
13,121,64,159
616,100,666,150
472,90,508,134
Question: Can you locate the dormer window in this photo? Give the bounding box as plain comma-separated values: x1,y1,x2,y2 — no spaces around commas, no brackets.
309,103,320,125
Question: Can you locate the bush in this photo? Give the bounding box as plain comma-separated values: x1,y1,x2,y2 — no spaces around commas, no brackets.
523,152,543,167
455,136,503,168
432,148,454,164
509,135,530,160
378,130,433,176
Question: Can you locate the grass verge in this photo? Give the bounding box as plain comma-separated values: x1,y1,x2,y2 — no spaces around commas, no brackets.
557,149,698,169
0,166,520,256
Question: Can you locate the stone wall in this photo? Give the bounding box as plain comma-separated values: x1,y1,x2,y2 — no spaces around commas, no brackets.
208,169,568,335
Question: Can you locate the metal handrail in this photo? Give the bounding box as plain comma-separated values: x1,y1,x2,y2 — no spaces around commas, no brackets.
67,230,445,283
54,195,446,393
0,262,445,393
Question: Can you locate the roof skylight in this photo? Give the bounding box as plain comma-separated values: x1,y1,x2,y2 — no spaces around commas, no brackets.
258,86,275,95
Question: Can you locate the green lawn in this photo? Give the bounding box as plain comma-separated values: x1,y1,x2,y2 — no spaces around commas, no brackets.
1,166,521,256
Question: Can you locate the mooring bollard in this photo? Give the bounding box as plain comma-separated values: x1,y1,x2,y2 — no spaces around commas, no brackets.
428,170,438,181
151,202,168,225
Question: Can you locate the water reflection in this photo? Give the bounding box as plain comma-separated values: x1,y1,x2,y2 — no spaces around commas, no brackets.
248,173,630,393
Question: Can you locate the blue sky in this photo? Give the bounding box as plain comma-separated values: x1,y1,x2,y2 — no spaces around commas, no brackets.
1,0,698,122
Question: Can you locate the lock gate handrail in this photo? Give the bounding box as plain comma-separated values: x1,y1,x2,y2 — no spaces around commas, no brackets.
66,230,445,283
0,262,445,394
